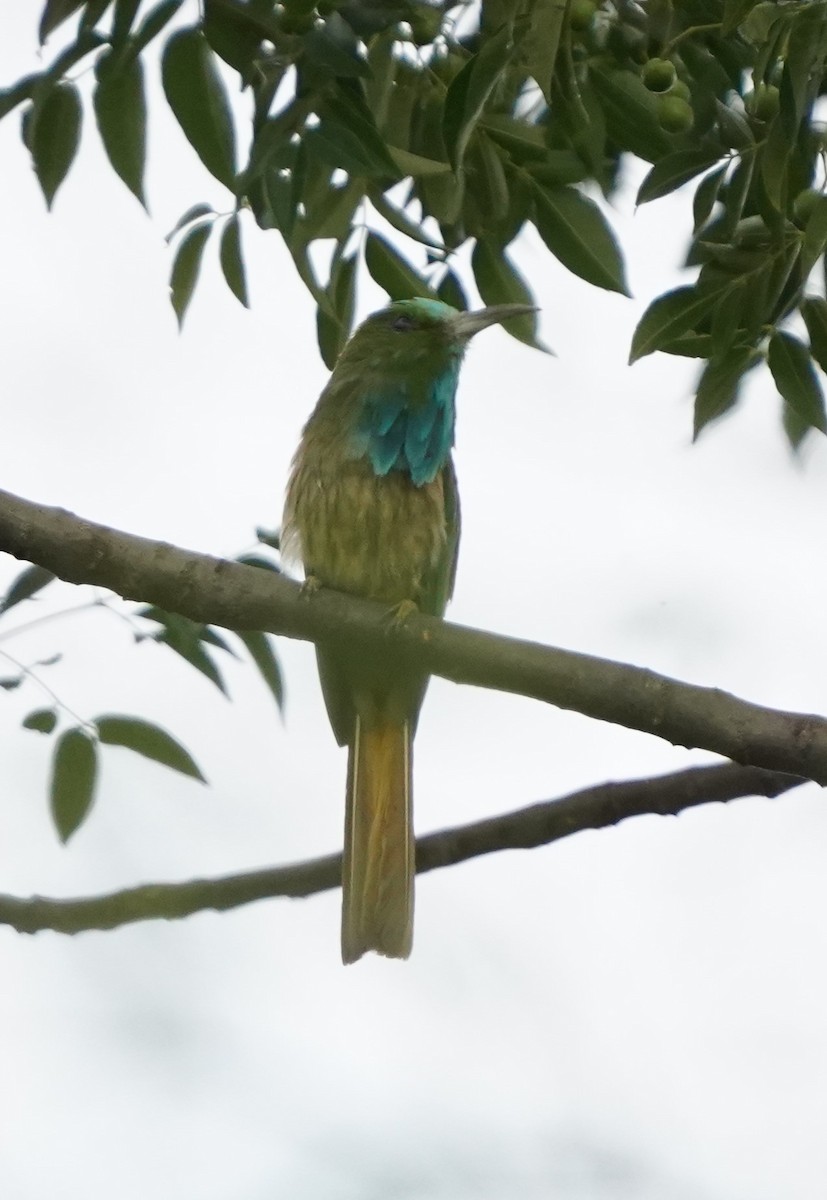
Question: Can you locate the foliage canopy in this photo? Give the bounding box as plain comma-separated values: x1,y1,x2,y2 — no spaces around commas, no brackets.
6,0,827,445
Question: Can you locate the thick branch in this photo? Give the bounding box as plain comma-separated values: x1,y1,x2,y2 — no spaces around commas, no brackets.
0,764,805,935
1,488,827,780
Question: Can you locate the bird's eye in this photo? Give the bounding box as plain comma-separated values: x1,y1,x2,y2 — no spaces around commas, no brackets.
392,315,416,332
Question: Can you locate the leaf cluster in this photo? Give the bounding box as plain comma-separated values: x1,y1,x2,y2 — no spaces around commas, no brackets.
7,1,827,437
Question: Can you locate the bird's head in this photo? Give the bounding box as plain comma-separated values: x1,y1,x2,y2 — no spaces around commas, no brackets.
326,296,537,485
336,297,536,381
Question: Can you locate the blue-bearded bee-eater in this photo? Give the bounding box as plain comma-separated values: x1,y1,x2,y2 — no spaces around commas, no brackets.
283,297,535,962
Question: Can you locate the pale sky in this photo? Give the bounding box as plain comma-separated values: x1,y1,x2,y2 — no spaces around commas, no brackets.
1,8,826,1200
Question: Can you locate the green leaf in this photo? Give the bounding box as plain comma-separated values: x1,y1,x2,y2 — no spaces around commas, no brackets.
710,284,746,358
219,214,249,307
443,25,512,171
165,202,215,242
723,0,763,35
50,729,98,843
364,231,435,300
23,708,58,734
693,347,756,440
589,67,672,164
800,195,827,278
437,269,468,313
132,0,183,54
715,99,755,150
368,187,444,249
161,27,237,190
693,164,727,232
39,0,85,43
533,186,629,296
302,14,371,78
525,0,566,103
28,83,82,209
386,146,451,177
0,676,23,691
93,50,147,207
801,296,827,375
471,241,548,352
96,715,206,782
630,287,722,363
137,606,228,693
0,564,56,614
315,86,399,178
768,331,827,434
637,148,723,206
235,631,285,713
169,221,213,328
782,399,812,452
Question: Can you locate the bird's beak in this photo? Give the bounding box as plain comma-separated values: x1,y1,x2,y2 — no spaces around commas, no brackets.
451,304,538,340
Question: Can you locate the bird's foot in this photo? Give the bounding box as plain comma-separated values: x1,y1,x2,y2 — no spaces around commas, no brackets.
385,598,419,630
300,574,322,598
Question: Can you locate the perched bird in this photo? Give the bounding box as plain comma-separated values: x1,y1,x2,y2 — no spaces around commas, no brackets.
283,296,534,963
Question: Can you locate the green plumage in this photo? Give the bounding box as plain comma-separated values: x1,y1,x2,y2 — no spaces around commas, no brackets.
283,298,534,962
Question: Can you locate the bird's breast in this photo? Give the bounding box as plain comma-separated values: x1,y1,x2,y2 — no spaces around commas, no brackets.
283,451,450,607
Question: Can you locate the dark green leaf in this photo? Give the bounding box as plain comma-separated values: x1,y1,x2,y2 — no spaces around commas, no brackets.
39,0,85,43
203,0,264,78
162,27,237,190
715,99,754,150
710,284,746,357
165,202,215,242
1,564,56,613
588,67,672,164
364,231,435,300
132,0,183,54
23,708,58,734
768,331,827,434
801,195,827,278
693,347,757,440
303,14,371,78
437,269,468,313
0,677,22,691
693,164,727,232
723,0,762,35
50,729,97,843
29,83,82,209
315,85,399,177
96,715,206,781
235,630,284,713
721,151,754,237
443,26,512,171
219,214,249,307
93,50,147,207
533,185,629,296
169,221,212,328
659,334,714,359
637,148,723,206
471,241,548,352
137,606,229,693
760,116,791,212
782,400,812,452
369,187,444,249
631,287,724,363
525,0,566,104
801,296,827,375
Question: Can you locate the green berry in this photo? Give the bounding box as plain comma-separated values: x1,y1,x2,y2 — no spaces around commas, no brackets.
671,79,691,101
643,57,677,93
569,0,597,31
657,95,694,133
747,83,780,122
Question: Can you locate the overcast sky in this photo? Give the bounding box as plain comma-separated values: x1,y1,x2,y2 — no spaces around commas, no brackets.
1,8,826,1200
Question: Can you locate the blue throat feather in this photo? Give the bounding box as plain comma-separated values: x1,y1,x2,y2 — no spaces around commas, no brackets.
353,360,461,486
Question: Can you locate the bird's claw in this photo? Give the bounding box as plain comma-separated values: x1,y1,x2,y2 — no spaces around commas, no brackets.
385,598,419,630
300,574,322,598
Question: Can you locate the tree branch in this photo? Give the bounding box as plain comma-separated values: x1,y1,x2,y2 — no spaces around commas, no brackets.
0,764,805,935
1,487,827,780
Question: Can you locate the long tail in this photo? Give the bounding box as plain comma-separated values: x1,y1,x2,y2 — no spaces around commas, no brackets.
341,716,414,964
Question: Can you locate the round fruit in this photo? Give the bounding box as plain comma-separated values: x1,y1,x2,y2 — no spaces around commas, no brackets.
670,79,691,101
569,0,597,31
657,95,694,133
748,83,780,122
643,57,677,93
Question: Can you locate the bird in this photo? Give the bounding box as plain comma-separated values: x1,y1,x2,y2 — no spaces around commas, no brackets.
282,296,535,963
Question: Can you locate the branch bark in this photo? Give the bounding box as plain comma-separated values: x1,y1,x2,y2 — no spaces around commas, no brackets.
1,487,827,780
0,763,803,935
